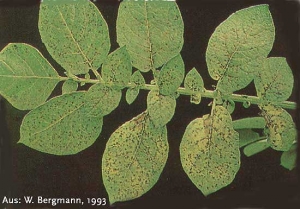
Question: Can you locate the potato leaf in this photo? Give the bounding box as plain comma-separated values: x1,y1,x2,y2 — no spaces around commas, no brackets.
261,104,297,151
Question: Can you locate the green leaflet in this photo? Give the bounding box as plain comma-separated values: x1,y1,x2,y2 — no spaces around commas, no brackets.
158,55,185,96
117,1,184,72
281,144,297,170
184,68,204,92
125,71,145,105
86,84,122,116
39,0,110,75
233,117,266,129
0,43,61,110
102,47,132,89
62,79,78,94
254,57,294,102
184,68,204,104
180,106,240,196
237,129,260,148
261,105,297,151
130,71,146,87
147,90,176,127
19,92,103,155
206,5,275,94
223,99,235,114
102,112,168,204
126,88,139,105
243,139,269,157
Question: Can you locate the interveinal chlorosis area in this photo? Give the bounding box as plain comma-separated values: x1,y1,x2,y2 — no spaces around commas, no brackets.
0,0,297,205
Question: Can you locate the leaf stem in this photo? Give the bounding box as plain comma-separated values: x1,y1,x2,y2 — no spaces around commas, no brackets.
63,76,297,110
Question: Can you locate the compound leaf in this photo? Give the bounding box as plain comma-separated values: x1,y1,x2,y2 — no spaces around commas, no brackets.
243,139,269,157
102,47,132,89
233,117,266,129
102,112,168,204
86,84,122,116
261,105,297,151
206,4,275,94
0,43,61,110
281,144,297,170
39,0,110,75
158,55,185,96
62,79,78,94
180,106,240,196
117,1,184,72
254,57,294,102
237,129,260,147
147,90,176,127
184,68,204,92
19,92,103,155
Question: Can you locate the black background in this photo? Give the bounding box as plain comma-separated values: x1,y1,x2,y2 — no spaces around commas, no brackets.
0,0,299,209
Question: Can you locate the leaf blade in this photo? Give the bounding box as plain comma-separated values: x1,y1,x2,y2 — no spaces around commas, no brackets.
117,1,184,72
102,112,168,204
0,43,61,110
180,106,240,196
206,4,275,93
39,0,110,75
147,90,176,127
158,54,185,96
102,47,132,89
254,57,294,102
19,92,103,155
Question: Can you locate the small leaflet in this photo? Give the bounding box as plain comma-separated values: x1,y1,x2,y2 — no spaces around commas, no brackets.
180,106,240,196
102,47,132,89
147,90,176,127
243,139,269,157
261,104,297,151
102,112,168,204
62,79,78,94
281,144,297,170
233,117,266,129
157,55,185,96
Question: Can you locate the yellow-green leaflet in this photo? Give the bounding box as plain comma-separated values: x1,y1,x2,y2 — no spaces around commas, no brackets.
206,4,275,94
261,104,297,151
39,0,110,75
102,112,168,204
117,1,184,72
180,106,240,196
254,57,294,102
0,43,61,110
